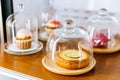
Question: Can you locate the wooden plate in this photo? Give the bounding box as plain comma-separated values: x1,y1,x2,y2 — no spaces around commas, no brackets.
93,40,120,54
42,56,96,75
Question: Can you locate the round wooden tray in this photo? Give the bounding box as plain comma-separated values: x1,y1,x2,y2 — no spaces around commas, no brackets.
42,56,96,75
93,40,120,54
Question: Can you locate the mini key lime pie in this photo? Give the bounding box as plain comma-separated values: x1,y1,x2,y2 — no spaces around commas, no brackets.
56,50,90,70
42,19,95,75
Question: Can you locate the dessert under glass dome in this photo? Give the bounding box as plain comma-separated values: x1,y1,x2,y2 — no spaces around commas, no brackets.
85,8,120,54
4,4,43,55
42,19,96,75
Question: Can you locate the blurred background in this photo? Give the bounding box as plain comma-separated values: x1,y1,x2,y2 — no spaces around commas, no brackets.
1,0,120,42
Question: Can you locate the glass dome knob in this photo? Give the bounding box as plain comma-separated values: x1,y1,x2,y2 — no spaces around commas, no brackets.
18,3,24,12
98,8,108,16
63,19,76,34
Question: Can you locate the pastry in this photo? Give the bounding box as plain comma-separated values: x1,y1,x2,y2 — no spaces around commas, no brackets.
93,34,120,53
56,49,90,70
45,20,61,36
92,33,110,47
15,29,33,49
92,33,120,53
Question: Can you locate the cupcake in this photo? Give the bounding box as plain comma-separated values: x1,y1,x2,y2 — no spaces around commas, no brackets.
45,20,61,36
15,29,33,49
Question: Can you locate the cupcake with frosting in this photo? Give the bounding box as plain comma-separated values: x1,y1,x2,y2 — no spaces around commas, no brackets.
45,20,61,36
15,29,33,49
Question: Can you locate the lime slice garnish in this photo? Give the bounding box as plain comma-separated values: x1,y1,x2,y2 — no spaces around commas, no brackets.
64,50,80,58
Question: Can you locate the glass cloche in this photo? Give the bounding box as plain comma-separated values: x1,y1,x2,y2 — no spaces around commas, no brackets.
4,4,43,55
38,12,62,41
85,8,120,54
42,19,96,75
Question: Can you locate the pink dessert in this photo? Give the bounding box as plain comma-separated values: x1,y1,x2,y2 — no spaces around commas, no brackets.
92,33,110,47
16,29,33,40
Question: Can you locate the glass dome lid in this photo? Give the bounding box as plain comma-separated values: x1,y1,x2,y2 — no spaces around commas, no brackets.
85,8,120,54
86,8,119,23
5,4,43,55
42,19,96,75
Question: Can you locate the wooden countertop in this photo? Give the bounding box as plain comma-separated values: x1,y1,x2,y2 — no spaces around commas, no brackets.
0,42,120,80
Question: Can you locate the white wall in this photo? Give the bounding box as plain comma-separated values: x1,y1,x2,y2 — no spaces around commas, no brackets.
13,0,120,14
13,0,50,17
53,0,120,13
12,0,120,27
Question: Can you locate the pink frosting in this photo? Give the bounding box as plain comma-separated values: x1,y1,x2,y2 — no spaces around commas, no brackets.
16,29,32,38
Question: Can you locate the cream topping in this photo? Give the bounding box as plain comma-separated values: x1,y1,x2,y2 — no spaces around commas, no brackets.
16,29,32,38
47,20,60,28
